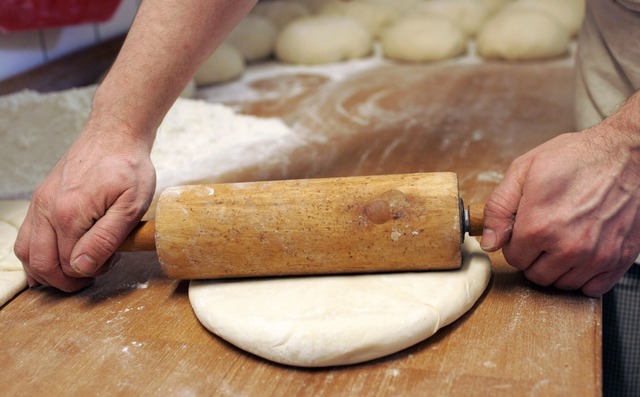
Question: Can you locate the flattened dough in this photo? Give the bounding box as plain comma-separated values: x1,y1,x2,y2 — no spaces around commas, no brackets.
0,201,30,307
189,237,491,367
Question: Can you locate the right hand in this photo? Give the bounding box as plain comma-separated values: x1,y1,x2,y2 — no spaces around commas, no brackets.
14,120,156,292
480,125,640,297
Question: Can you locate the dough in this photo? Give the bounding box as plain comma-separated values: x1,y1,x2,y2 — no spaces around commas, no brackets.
226,15,278,62
0,201,30,307
477,0,511,14
275,16,373,65
194,43,245,86
296,0,337,13
318,1,400,37
503,0,585,36
251,0,311,29
361,0,421,13
189,237,492,367
409,0,492,37
476,9,570,61
381,15,468,62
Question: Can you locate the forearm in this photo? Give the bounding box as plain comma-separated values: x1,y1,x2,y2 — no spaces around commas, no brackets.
90,0,256,147
599,90,640,147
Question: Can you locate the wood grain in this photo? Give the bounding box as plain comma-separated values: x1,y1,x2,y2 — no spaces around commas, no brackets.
0,47,600,396
154,173,463,279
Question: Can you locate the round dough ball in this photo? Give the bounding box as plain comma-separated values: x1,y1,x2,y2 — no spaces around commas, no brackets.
408,0,492,37
476,9,570,61
296,0,339,13
381,15,468,62
251,0,311,29
226,15,278,62
189,237,492,367
362,0,421,13
503,0,585,36
275,16,373,65
477,0,512,14
194,43,245,86
319,1,400,37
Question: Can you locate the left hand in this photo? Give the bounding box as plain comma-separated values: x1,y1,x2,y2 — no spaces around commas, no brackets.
480,125,640,297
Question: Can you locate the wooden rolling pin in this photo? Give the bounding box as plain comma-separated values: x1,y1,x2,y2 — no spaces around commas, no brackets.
119,172,485,279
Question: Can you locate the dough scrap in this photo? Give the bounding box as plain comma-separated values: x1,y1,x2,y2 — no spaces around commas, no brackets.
189,237,491,367
275,16,373,65
0,201,30,307
381,15,468,62
476,9,570,61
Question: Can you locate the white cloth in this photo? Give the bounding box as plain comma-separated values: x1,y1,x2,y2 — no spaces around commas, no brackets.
574,0,640,130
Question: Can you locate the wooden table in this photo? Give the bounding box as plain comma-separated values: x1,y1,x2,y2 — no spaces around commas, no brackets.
0,40,601,396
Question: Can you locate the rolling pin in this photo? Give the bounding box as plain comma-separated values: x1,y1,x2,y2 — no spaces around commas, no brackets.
119,172,485,279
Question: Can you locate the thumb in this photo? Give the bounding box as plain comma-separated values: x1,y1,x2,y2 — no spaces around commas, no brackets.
481,164,526,252
69,210,137,276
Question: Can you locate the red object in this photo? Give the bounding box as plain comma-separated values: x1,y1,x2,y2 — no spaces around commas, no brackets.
0,0,122,33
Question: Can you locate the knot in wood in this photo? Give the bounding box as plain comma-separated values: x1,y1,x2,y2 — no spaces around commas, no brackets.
364,199,391,224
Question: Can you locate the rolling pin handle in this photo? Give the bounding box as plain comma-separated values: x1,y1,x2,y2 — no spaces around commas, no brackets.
465,203,485,237
118,220,157,252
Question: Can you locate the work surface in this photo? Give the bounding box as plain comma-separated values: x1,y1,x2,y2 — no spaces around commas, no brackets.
0,41,600,396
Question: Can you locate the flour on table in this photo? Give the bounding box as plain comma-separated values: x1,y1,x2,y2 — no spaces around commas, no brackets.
151,96,300,193
189,237,492,367
0,87,94,199
0,86,301,199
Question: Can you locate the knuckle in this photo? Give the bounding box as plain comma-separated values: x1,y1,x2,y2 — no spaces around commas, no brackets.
28,257,56,275
523,267,554,287
484,196,515,221
13,240,28,263
501,246,528,270
90,227,122,257
582,281,609,297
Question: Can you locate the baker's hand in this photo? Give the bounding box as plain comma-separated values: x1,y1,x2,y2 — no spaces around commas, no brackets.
14,122,156,292
480,125,640,297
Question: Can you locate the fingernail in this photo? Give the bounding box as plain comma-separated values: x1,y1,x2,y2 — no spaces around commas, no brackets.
72,254,98,276
480,228,496,251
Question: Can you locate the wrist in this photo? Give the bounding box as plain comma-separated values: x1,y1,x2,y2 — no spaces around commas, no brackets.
83,104,156,152
601,91,640,145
